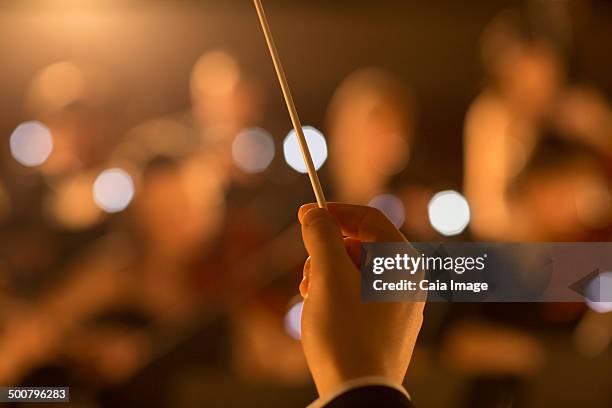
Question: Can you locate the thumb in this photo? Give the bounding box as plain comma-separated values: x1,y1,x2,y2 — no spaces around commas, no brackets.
300,208,352,270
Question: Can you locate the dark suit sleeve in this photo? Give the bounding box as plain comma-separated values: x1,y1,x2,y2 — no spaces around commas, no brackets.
321,385,414,408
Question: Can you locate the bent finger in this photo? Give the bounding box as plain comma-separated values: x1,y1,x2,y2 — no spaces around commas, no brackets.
300,202,406,242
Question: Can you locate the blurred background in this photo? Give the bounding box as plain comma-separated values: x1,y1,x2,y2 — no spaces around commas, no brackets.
1,0,612,407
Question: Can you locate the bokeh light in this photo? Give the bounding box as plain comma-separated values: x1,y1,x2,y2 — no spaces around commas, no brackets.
428,190,471,236
92,168,135,213
368,194,405,228
231,127,275,173
284,300,303,340
586,271,612,313
9,121,54,167
283,126,328,173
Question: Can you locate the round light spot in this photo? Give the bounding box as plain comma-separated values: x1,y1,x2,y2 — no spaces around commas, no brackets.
9,121,53,167
231,127,275,173
284,300,304,340
93,168,135,213
586,272,612,313
368,194,405,228
428,190,471,236
283,126,328,173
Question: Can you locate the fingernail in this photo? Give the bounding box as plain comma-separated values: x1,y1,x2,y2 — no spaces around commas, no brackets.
299,276,309,299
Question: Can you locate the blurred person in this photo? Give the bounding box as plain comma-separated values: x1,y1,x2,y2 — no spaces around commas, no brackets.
464,29,564,240
327,68,416,205
190,50,264,137
129,155,226,323
458,9,612,407
0,64,123,336
326,68,438,240
0,153,227,390
464,10,612,241
24,61,118,177
189,49,269,189
0,62,120,330
0,69,120,365
23,61,121,230
444,136,610,407
116,48,271,212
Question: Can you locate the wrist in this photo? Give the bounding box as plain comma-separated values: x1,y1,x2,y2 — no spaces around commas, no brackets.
311,362,402,400
308,375,410,408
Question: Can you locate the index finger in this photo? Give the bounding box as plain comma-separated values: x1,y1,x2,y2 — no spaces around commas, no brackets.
299,202,406,242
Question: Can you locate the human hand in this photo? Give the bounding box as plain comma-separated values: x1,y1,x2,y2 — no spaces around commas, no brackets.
297,203,425,399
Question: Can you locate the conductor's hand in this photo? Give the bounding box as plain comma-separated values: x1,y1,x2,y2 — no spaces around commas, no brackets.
298,203,425,399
